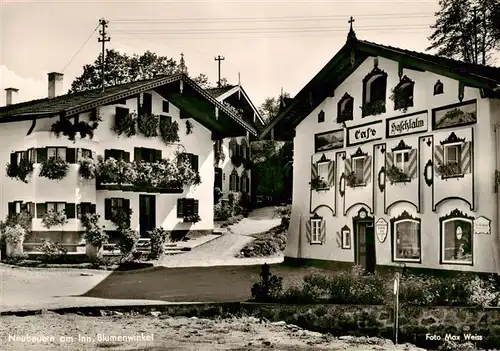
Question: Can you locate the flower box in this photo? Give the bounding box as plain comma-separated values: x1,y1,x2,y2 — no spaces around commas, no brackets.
183,214,201,223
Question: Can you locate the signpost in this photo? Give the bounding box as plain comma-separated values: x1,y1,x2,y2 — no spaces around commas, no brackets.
393,272,400,344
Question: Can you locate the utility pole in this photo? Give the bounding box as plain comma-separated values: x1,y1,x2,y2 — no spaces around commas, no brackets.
214,55,225,88
98,18,111,92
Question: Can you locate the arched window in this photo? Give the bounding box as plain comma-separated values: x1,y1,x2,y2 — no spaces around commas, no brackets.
362,67,387,117
337,93,354,123
240,169,250,193
390,211,421,262
439,209,473,265
229,168,239,191
434,80,444,95
392,76,414,111
240,138,249,159
228,138,237,158
318,110,325,123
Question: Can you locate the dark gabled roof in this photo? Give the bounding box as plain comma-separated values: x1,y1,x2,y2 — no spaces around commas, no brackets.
0,73,257,136
205,85,237,98
261,36,500,140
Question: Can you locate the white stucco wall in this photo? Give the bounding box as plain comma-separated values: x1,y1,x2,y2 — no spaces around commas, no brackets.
287,55,499,273
0,89,215,238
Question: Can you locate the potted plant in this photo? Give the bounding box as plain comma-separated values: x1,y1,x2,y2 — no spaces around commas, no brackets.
42,210,68,229
39,157,69,180
6,157,34,183
385,165,410,185
361,100,386,117
390,87,411,113
183,214,201,223
4,224,25,257
185,120,193,135
309,177,328,191
345,171,358,188
438,162,461,178
159,118,180,144
81,213,107,262
78,156,96,180
112,111,137,137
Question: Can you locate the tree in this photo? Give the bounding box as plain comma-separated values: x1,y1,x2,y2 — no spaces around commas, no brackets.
258,92,291,123
428,0,500,65
69,49,179,93
192,73,210,89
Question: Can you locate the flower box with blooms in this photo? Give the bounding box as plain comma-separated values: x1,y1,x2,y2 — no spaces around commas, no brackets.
5,211,33,234
78,157,96,180
6,158,34,183
159,118,180,145
138,113,159,138
438,162,462,178
95,157,135,185
390,87,412,113
385,165,410,185
345,171,358,188
39,157,70,180
41,210,68,229
183,214,201,223
51,117,100,142
112,111,137,137
309,177,328,191
361,100,386,117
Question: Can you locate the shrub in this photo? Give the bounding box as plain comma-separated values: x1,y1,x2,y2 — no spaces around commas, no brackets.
214,200,232,221
302,273,332,300
39,157,69,180
82,213,108,247
399,275,435,306
148,227,169,260
237,226,287,258
38,239,67,262
41,211,68,229
78,157,96,180
5,211,33,234
116,228,139,257
4,224,26,246
110,207,132,230
159,117,180,144
274,205,291,228
138,113,159,138
251,274,284,302
214,187,223,204
112,111,137,137
428,274,470,306
466,276,500,307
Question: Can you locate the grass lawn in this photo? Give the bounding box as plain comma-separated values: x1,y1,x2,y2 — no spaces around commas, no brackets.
83,263,331,303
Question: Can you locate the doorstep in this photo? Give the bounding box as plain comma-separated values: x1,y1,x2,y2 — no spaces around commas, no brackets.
176,234,223,250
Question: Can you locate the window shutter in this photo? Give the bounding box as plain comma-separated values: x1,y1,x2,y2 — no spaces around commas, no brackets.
177,199,185,217
36,203,46,219
77,204,81,219
229,143,234,158
66,148,76,163
77,148,82,161
328,161,334,186
30,202,35,215
305,220,312,244
363,155,372,184
65,203,76,219
8,202,15,216
143,93,152,115
10,153,17,168
385,152,394,170
124,199,130,211
155,150,162,162
344,158,352,175
90,204,96,214
240,176,244,192
36,148,47,163
320,220,326,243
311,162,318,181
461,141,471,174
104,199,112,220
163,100,169,113
104,149,111,160
408,149,418,178
134,147,142,162
236,174,240,191
123,152,130,162
246,177,250,193
434,145,444,176
194,200,199,215
191,155,199,172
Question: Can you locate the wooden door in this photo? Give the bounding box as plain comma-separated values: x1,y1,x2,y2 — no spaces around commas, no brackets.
356,221,376,273
139,195,156,237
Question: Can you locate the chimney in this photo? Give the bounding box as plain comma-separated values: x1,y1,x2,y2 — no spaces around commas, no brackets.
48,72,64,99
5,88,19,106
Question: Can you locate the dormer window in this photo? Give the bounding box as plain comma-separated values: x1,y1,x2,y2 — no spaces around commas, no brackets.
362,66,387,117
318,110,325,123
391,76,414,112
434,80,444,95
337,93,354,123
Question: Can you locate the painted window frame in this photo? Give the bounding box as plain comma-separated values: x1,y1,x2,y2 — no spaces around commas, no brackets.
394,150,410,174
337,93,354,123
444,142,463,176
46,202,66,214
361,67,388,117
317,160,329,187
393,76,415,111
47,147,66,160
440,216,473,265
392,218,421,263
310,218,322,244
433,80,444,95
352,155,366,187
341,226,351,249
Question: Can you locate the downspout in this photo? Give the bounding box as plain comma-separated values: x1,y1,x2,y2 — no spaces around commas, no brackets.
494,123,500,276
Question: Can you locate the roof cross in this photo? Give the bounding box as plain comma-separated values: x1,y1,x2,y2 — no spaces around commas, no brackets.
348,16,355,31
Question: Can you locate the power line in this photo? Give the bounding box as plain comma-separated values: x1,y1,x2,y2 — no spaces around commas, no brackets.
61,24,100,72
110,12,435,23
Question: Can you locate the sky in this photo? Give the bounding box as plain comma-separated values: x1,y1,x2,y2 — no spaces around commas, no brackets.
0,0,478,108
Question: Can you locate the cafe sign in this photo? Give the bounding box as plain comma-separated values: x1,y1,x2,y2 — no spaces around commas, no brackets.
386,111,428,138
347,121,383,146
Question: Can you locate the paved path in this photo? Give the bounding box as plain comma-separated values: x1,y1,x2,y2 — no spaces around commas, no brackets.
227,206,281,236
